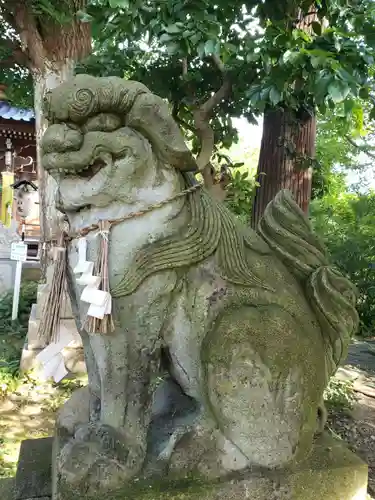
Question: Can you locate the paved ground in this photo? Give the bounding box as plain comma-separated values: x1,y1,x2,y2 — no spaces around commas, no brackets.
346,339,375,375
333,338,375,499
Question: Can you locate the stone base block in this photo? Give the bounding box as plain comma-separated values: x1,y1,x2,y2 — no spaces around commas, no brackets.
27,304,46,349
0,478,14,500
52,433,367,500
15,438,53,500
19,346,43,372
36,287,73,320
27,303,82,350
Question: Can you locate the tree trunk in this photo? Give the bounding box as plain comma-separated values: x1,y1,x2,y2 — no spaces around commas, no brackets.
251,108,316,228
33,61,75,278
11,1,91,280
251,7,318,229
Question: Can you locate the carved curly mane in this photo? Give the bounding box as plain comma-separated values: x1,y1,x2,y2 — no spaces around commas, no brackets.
111,182,359,372
110,173,274,298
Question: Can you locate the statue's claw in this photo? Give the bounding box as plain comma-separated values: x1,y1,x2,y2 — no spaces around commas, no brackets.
57,422,143,496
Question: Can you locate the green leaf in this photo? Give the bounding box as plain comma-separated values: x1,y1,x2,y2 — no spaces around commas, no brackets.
282,50,301,65
190,33,202,45
166,42,180,55
328,80,350,104
159,33,174,43
109,0,129,7
312,21,322,36
310,56,321,69
246,52,260,63
359,87,369,99
370,107,375,121
165,24,181,34
247,85,262,106
197,42,205,58
343,99,355,116
269,87,281,106
204,39,216,56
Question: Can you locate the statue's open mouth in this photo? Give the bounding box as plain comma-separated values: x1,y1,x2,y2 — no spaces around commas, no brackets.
74,158,106,179
45,153,111,181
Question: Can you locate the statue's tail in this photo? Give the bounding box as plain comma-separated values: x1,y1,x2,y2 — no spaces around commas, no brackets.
258,190,359,373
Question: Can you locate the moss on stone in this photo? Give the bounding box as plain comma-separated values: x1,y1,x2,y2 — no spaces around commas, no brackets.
61,474,214,500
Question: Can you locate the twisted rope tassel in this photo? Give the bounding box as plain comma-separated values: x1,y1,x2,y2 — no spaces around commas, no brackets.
86,220,115,334
38,232,68,344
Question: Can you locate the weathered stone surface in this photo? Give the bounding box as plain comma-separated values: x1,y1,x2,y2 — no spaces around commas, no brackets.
27,305,82,349
41,75,363,497
0,478,14,500
52,433,367,500
36,286,73,320
23,263,84,378
15,437,53,500
56,386,90,436
19,345,43,372
27,304,47,350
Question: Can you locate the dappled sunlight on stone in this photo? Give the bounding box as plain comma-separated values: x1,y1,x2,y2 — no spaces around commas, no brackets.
351,484,369,499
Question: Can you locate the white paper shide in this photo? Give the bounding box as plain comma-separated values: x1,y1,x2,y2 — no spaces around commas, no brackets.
73,237,112,320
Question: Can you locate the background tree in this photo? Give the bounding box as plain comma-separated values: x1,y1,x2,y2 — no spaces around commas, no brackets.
0,1,92,272
3,0,375,236
311,189,375,337
79,0,375,222
248,0,375,225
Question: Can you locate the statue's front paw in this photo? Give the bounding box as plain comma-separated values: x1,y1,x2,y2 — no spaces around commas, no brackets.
57,423,142,496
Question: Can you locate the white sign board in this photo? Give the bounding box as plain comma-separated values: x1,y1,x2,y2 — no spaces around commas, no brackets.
10,242,28,262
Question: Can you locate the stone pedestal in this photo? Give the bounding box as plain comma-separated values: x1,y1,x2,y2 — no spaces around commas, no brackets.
50,431,367,500
15,438,53,500
20,267,86,376
13,431,368,500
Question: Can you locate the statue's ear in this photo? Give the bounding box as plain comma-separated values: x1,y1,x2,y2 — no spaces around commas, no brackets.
126,92,197,172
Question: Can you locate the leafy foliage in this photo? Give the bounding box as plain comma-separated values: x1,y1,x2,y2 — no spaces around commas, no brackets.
0,281,38,335
324,377,357,410
312,107,363,199
3,1,375,156
225,169,257,223
311,192,375,336
91,1,375,125
0,281,37,396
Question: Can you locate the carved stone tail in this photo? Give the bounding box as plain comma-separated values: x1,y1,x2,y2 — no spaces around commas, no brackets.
258,190,359,372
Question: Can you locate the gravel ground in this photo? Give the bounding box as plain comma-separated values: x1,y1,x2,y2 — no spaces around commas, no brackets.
331,339,375,499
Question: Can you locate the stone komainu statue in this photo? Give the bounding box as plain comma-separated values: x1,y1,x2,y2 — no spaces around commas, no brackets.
41,75,359,498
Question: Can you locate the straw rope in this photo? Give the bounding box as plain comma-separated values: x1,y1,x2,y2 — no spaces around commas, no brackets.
39,183,201,340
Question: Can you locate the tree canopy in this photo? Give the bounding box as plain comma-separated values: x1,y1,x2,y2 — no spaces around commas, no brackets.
2,1,375,217
3,1,375,153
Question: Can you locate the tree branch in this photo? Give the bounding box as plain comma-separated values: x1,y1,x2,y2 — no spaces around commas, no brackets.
194,55,231,170
180,55,232,201
0,38,30,68
11,3,46,71
345,135,375,160
200,55,232,118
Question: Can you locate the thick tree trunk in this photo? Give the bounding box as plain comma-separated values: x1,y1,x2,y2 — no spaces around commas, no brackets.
251,109,316,228
12,1,91,280
33,61,75,278
251,6,318,229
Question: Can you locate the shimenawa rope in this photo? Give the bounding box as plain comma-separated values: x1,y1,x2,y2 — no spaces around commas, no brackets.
38,183,201,341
